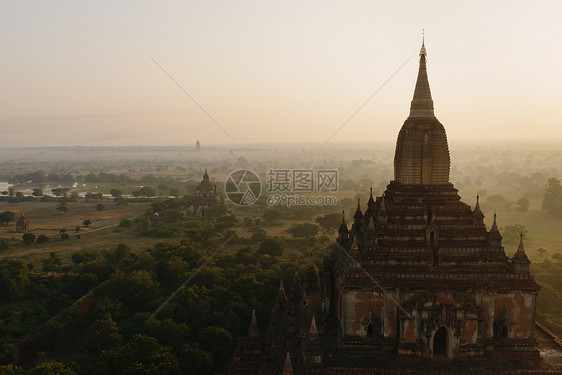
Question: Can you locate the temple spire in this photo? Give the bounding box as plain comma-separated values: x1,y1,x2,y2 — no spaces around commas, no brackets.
420,29,426,57
338,211,348,236
473,195,484,222
354,198,362,218
491,212,499,232
517,232,525,253
277,280,287,303
282,352,294,375
203,168,209,181
512,232,530,273
248,309,260,337
308,316,319,339
409,36,435,118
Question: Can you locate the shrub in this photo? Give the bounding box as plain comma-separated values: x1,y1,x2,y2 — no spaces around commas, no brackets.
119,219,132,228
22,233,36,245
257,237,285,257
36,234,49,244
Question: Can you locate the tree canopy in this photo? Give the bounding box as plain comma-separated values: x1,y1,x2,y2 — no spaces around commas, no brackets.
542,177,562,218
286,223,319,239
0,211,16,226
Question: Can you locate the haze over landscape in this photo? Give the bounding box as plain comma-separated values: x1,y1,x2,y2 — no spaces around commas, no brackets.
2,1,562,147
2,2,562,374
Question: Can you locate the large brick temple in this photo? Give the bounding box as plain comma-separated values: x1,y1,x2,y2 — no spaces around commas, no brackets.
229,40,545,374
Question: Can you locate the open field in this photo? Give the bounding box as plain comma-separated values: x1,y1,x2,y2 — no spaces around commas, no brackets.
0,200,180,267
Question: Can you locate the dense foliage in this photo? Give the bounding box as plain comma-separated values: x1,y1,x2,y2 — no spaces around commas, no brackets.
0,204,329,374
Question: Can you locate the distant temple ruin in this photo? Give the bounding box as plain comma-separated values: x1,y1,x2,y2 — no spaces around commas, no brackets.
230,40,545,374
15,214,30,232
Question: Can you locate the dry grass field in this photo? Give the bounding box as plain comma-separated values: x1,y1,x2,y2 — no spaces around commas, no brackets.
0,200,182,267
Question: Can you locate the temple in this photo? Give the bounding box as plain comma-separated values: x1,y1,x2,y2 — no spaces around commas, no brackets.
229,40,543,374
15,213,31,232
186,169,224,216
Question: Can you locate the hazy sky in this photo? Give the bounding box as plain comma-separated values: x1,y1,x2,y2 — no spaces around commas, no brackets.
1,1,561,147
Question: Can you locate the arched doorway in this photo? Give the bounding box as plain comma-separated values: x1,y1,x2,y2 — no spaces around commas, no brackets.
367,324,374,337
433,326,448,360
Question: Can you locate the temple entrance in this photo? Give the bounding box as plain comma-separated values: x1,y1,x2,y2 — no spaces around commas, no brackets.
367,324,374,337
432,326,448,360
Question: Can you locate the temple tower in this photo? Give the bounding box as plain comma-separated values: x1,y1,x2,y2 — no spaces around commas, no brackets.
394,39,450,185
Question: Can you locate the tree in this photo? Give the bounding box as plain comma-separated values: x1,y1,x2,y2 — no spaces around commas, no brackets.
198,326,233,363
32,188,44,197
22,233,36,245
0,259,29,299
83,219,92,227
56,204,69,213
0,364,25,375
0,239,8,251
114,197,128,206
28,361,77,375
286,223,319,239
542,178,562,218
205,204,228,217
140,186,156,198
94,334,179,375
257,237,285,256
316,212,344,233
88,314,122,355
96,203,106,211
36,234,49,244
250,227,266,241
60,228,70,240
0,211,16,226
180,345,213,375
8,187,14,197
51,187,70,197
110,189,123,198
516,197,529,212
263,208,282,221
169,188,179,197
119,219,132,228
